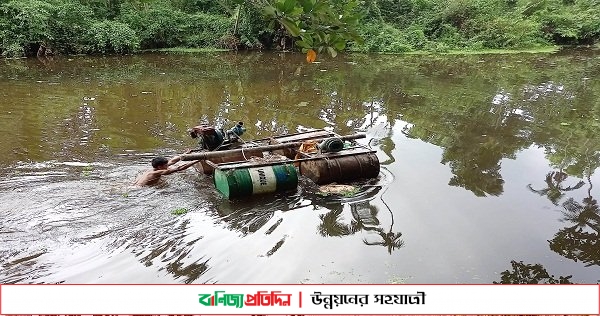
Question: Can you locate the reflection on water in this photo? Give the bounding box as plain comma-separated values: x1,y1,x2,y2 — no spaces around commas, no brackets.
313,171,405,255
528,171,585,205
547,172,600,268
1,50,600,284
494,260,573,284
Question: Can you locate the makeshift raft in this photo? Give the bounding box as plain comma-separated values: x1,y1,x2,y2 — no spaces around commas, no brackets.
180,129,380,199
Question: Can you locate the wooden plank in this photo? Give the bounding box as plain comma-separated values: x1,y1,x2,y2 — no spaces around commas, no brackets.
181,133,366,161
215,148,377,171
271,130,335,143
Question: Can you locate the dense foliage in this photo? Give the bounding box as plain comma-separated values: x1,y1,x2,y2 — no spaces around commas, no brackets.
1,0,599,57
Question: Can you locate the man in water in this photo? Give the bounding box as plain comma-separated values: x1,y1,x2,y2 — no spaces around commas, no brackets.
134,155,199,186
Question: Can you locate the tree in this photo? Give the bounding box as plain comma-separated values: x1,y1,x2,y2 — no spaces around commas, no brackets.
226,0,363,60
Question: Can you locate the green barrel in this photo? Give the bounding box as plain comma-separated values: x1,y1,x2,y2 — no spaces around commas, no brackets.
214,164,298,199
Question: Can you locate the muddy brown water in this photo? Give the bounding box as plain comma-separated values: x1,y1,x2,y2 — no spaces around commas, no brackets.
1,50,599,284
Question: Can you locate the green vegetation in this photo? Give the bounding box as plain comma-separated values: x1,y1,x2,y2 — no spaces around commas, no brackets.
1,0,599,58
426,46,560,55
171,208,189,215
147,47,230,53
81,165,93,176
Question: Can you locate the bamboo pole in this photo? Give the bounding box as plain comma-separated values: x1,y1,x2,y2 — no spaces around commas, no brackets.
180,133,366,161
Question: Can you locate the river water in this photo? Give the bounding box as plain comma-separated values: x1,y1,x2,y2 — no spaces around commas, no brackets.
0,50,599,284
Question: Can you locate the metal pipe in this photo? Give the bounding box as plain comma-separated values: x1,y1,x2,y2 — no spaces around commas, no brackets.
217,150,376,170
180,133,366,161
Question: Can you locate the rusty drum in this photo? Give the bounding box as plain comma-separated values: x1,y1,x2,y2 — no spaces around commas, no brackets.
299,152,380,184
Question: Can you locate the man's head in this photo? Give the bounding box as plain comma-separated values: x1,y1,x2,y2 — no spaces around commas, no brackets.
151,157,169,170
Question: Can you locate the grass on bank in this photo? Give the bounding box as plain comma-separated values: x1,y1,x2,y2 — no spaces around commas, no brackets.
400,46,560,56
144,47,231,53
6,45,577,60
147,45,561,57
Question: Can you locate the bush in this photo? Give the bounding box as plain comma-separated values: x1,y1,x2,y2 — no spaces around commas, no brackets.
428,22,466,48
530,0,600,45
0,43,25,58
85,20,140,54
120,2,233,50
438,0,483,31
49,0,95,54
120,2,188,48
353,23,421,53
576,0,600,43
0,0,53,57
182,12,232,48
468,16,547,48
235,3,273,49
376,0,437,28
173,0,229,14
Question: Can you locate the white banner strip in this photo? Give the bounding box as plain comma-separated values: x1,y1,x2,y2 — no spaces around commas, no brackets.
1,284,598,314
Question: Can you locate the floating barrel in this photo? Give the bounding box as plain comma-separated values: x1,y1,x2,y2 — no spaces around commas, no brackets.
213,164,298,199
299,152,380,185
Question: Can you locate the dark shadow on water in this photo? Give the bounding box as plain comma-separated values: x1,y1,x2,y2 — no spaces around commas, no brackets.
213,189,305,236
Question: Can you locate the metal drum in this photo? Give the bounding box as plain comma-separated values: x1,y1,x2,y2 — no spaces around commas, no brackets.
299,152,380,184
213,164,298,199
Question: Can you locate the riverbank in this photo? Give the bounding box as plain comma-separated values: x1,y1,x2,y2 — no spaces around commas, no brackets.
137,45,562,58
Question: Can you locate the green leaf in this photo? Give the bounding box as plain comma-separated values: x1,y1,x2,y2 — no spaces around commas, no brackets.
171,208,188,215
279,17,301,36
274,0,286,10
299,33,314,46
327,46,337,57
315,31,325,42
299,0,316,12
313,1,326,12
289,5,304,16
295,40,310,48
262,5,276,17
282,0,297,14
333,40,346,51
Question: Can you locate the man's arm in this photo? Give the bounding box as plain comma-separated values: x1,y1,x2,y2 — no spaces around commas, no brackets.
173,160,200,172
167,155,182,166
159,160,200,175
167,150,193,166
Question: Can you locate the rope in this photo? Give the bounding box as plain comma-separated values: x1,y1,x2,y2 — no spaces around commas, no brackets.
380,183,394,231
378,166,394,231
367,137,374,149
241,146,248,160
